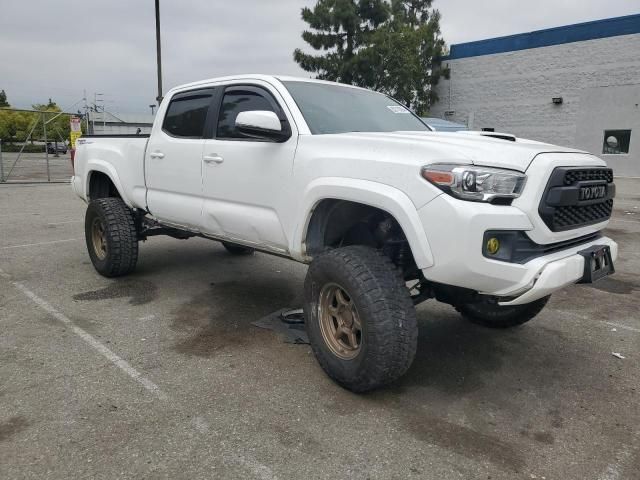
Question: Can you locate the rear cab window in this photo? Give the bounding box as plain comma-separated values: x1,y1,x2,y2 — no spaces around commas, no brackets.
162,89,214,138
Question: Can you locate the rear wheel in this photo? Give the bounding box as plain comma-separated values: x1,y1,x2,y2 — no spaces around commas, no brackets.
456,295,550,328
304,246,418,392
85,198,139,277
221,241,255,256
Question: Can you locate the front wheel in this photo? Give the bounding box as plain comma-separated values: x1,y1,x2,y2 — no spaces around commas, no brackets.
304,246,418,393
456,295,550,328
85,198,139,277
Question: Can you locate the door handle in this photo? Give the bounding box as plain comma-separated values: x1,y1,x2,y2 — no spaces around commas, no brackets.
150,151,165,159
203,154,224,164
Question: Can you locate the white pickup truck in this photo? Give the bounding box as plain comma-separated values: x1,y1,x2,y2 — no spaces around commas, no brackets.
72,75,617,392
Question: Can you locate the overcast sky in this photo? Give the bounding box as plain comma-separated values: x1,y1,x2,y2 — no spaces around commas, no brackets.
1,0,637,114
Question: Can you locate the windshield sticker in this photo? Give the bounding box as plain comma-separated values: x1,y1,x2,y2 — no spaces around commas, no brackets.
387,105,409,114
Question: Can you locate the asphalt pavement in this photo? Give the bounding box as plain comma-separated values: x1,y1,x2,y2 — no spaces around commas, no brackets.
1,181,638,479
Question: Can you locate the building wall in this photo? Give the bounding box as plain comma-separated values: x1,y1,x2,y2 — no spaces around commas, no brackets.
575,84,640,177
431,33,640,176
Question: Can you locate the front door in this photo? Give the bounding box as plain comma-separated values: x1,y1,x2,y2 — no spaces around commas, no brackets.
201,84,297,253
145,88,215,229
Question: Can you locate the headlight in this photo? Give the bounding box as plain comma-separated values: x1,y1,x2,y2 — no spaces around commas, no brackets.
421,163,526,202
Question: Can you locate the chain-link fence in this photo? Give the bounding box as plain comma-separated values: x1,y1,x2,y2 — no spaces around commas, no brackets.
0,109,75,183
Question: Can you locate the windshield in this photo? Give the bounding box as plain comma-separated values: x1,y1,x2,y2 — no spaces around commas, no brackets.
283,81,430,135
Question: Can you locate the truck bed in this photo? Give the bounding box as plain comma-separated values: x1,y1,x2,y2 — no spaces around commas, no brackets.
81,134,151,138
73,135,149,209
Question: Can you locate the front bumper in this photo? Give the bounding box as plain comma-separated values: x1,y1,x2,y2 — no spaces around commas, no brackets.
417,193,618,305
496,237,617,305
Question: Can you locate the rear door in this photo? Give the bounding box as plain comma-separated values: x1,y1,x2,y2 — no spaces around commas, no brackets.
200,83,297,252
145,88,216,229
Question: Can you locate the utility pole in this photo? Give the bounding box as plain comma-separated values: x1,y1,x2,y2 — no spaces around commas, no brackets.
93,93,104,134
83,89,89,132
0,139,4,183
149,104,156,115
155,0,163,105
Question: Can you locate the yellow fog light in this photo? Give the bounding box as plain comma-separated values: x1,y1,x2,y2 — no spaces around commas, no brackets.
486,237,500,255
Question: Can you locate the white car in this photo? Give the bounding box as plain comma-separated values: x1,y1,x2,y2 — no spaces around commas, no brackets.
72,75,617,392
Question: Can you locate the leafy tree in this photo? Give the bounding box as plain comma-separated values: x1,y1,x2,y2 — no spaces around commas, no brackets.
0,89,9,107
32,98,60,112
294,0,389,84
0,110,32,143
31,100,71,143
294,0,448,114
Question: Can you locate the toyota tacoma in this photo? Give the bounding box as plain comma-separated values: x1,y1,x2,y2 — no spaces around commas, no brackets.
72,75,617,392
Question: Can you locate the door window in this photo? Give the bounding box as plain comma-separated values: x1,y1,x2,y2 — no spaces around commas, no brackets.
162,91,213,138
216,88,279,139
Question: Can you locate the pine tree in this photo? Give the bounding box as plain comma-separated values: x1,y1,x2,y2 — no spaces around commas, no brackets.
0,89,9,108
364,0,448,114
294,0,448,115
293,0,389,84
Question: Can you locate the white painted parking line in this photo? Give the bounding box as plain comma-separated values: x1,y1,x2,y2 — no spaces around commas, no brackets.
0,268,168,401
605,321,640,334
0,212,81,218
554,309,640,334
609,218,639,225
0,238,82,249
228,454,278,480
0,218,81,227
47,220,83,225
1,268,278,478
598,444,633,480
0,212,41,217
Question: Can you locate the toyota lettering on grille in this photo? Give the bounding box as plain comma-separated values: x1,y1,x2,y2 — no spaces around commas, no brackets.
579,184,607,201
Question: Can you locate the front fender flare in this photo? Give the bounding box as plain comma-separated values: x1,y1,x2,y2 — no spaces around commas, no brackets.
293,177,434,269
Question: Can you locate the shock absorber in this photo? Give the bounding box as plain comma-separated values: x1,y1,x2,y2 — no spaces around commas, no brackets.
394,241,411,270
376,217,412,270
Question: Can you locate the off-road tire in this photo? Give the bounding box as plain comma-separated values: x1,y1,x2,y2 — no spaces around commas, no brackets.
85,198,139,277
221,241,255,255
304,246,418,393
456,295,550,328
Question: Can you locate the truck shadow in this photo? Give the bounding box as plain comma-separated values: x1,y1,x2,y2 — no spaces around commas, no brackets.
328,308,592,475
170,275,303,358
134,242,235,275
166,276,618,476
400,308,509,395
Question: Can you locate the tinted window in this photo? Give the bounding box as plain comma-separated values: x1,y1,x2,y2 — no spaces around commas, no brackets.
283,81,429,135
162,93,212,138
217,89,277,139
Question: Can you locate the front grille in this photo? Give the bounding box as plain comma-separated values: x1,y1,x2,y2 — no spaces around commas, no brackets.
539,167,614,232
564,169,613,185
552,199,613,229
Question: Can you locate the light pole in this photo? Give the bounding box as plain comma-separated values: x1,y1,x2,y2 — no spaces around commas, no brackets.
155,0,163,106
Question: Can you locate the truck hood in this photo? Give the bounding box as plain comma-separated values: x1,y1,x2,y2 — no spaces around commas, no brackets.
342,131,591,172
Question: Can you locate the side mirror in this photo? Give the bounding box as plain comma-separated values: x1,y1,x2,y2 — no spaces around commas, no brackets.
235,110,289,142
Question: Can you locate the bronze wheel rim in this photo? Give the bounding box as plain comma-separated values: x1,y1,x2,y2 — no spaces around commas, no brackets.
91,217,107,261
318,283,362,360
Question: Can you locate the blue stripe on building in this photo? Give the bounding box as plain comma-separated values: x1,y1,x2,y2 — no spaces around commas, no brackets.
443,13,640,60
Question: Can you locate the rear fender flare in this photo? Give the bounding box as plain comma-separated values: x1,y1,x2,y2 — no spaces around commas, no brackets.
85,160,132,207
